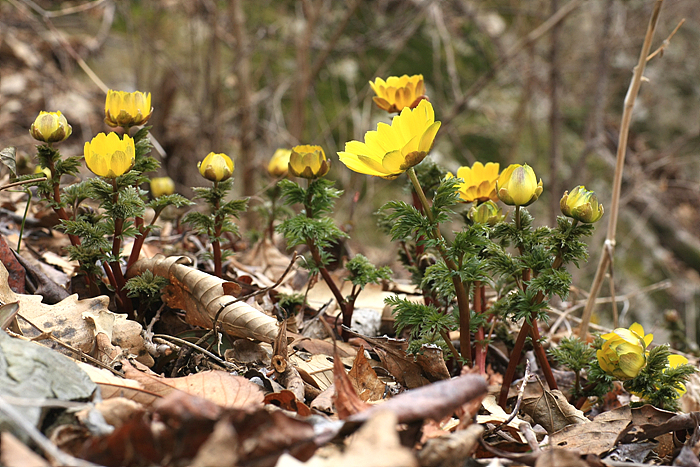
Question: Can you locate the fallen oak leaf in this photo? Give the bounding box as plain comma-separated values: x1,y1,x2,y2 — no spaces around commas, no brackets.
333,347,372,419
0,261,151,366
122,360,263,409
348,345,386,402
521,383,589,434
549,405,632,456
126,254,279,343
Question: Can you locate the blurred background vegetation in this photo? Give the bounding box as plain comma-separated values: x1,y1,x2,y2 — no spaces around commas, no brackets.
1,0,700,345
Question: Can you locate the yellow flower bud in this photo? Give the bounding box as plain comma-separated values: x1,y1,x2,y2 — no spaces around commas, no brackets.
268,148,292,178
288,145,330,179
496,164,543,206
150,176,175,197
369,75,426,113
104,90,153,128
560,185,604,223
597,323,652,380
84,133,135,178
30,111,72,143
469,200,505,226
198,152,234,182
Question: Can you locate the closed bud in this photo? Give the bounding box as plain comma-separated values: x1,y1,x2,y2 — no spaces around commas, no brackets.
560,185,604,223
288,145,330,179
30,111,72,143
268,148,292,177
597,323,652,380
496,164,543,206
198,152,234,182
150,177,175,197
469,201,505,226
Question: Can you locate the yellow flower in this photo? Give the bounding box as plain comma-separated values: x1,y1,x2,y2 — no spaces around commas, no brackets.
84,133,135,178
337,100,441,180
369,75,426,113
198,152,234,182
469,200,505,226
448,162,500,203
30,111,72,143
104,90,153,128
667,354,689,396
288,145,330,179
560,185,604,223
597,323,653,380
496,164,543,206
150,177,175,197
268,148,292,178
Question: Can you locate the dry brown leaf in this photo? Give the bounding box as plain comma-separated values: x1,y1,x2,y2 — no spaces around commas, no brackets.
521,386,589,433
278,411,418,467
417,424,484,467
123,360,263,409
333,348,372,419
0,262,151,365
414,345,450,382
348,345,386,402
78,362,161,406
290,353,335,391
534,449,588,467
0,432,51,467
550,405,632,456
127,255,279,343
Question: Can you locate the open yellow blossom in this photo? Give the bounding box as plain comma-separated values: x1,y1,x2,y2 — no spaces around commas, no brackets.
288,145,330,179
84,133,135,178
198,152,234,182
104,90,153,128
496,164,543,206
30,111,72,143
667,354,689,396
337,99,440,180
560,185,604,223
447,162,500,203
597,323,653,380
369,75,426,113
150,177,175,197
268,148,292,177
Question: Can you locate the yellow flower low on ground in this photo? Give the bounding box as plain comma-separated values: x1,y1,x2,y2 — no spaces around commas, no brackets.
288,145,330,179
198,152,234,182
369,75,426,113
268,148,292,177
337,99,440,180
667,354,689,396
150,177,175,197
84,133,135,178
597,323,653,380
30,111,72,143
496,164,543,206
560,185,604,223
105,90,153,128
448,161,500,203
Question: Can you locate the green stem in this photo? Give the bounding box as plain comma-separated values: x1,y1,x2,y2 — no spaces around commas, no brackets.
16,188,31,254
212,181,223,278
406,167,471,364
109,178,133,318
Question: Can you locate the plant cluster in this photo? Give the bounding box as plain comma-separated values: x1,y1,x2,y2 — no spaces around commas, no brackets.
6,71,692,414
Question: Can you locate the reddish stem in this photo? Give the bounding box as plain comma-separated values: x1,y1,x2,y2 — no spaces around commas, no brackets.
474,282,486,374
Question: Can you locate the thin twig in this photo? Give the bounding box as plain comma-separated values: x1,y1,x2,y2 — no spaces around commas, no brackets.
488,360,531,435
578,1,665,337
0,177,47,191
153,334,236,370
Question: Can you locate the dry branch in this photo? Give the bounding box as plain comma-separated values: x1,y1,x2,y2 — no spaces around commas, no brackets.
127,255,279,343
